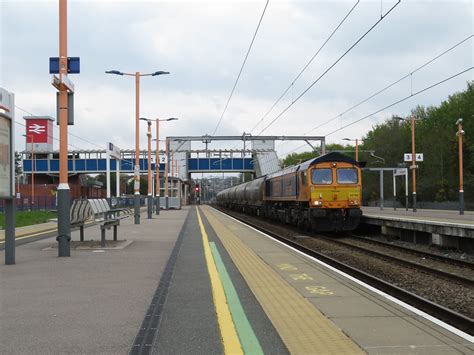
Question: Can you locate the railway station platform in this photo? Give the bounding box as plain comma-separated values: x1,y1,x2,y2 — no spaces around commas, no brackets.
1,205,472,354
361,207,474,250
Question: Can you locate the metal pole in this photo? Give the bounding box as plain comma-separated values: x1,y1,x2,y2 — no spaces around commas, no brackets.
393,171,396,211
5,199,15,265
457,118,464,215
116,158,120,197
165,138,169,209
379,170,384,210
155,120,160,214
133,72,141,224
355,138,359,162
405,170,409,211
57,0,71,257
106,148,111,199
411,116,417,212
147,121,152,219
31,137,35,209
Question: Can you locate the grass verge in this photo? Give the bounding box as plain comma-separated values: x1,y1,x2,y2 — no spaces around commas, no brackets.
0,211,57,229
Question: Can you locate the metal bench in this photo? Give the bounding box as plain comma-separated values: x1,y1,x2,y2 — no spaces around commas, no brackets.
88,199,131,247
70,199,93,242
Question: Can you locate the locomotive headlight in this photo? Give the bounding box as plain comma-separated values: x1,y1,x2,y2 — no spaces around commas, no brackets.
314,200,322,206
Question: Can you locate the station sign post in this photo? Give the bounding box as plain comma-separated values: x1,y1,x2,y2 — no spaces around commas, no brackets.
0,87,16,265
106,142,121,202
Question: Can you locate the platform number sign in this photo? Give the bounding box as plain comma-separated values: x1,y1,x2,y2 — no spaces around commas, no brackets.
404,153,424,162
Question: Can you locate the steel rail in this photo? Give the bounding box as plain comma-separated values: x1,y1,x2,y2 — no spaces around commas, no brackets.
347,234,474,269
213,206,474,335
317,235,474,286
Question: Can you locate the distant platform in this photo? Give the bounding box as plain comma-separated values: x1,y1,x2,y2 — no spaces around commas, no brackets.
361,207,474,249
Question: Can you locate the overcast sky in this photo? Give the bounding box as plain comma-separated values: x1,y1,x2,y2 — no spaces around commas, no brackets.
1,0,472,158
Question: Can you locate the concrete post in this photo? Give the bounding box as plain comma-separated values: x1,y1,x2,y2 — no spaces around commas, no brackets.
405,171,409,211
379,170,384,210
393,172,396,211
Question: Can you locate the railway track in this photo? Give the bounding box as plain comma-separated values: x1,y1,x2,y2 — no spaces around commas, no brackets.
318,234,474,286
213,206,474,335
347,234,474,269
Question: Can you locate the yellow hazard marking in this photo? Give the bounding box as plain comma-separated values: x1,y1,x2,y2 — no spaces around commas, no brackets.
289,273,314,281
306,285,334,295
0,221,94,245
196,207,243,355
276,263,298,271
0,228,57,244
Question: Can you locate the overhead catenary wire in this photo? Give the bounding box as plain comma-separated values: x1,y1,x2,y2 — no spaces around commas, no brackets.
306,34,473,134
270,66,473,162
255,0,401,136
249,0,360,134
212,0,270,135
325,66,473,136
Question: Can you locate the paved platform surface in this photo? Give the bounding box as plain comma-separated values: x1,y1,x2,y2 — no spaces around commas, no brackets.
2,205,473,354
200,206,473,354
362,207,474,226
0,208,189,354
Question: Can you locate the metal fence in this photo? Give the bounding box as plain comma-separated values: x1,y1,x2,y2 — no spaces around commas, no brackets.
0,196,57,212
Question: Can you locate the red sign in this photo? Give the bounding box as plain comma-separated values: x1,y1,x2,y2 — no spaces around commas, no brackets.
25,118,52,144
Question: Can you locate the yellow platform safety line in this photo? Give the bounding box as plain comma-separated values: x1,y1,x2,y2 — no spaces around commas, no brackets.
202,206,365,355
0,221,94,245
196,207,243,355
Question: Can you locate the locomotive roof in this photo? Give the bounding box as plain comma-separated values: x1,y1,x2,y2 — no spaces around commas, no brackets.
298,151,359,170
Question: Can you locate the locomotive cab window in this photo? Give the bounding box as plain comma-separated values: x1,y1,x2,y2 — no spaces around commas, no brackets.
337,168,358,184
311,169,332,185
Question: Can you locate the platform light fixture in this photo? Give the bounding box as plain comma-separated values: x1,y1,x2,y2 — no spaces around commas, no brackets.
393,115,417,212
456,118,465,215
105,69,170,224
141,117,179,213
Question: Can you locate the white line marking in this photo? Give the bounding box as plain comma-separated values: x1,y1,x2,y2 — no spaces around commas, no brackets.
211,207,474,343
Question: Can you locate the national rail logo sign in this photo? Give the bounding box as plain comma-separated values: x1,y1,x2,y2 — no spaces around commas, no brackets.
25,118,53,144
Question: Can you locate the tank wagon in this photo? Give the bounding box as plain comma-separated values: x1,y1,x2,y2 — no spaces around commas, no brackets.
216,152,363,232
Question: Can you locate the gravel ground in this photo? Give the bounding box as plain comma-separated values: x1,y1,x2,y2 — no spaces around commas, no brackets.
223,209,474,319
353,233,474,263
336,237,474,281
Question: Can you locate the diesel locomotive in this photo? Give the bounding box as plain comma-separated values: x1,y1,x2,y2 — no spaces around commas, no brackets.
216,152,363,232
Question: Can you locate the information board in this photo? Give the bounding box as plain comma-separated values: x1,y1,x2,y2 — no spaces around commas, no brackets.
0,116,12,198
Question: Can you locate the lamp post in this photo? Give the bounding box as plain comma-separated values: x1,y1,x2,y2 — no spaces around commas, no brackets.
145,117,178,215
456,118,465,215
105,69,169,224
342,138,360,161
23,134,35,209
394,115,417,212
140,118,154,219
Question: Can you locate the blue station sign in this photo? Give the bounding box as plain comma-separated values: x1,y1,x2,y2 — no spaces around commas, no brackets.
49,57,80,74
